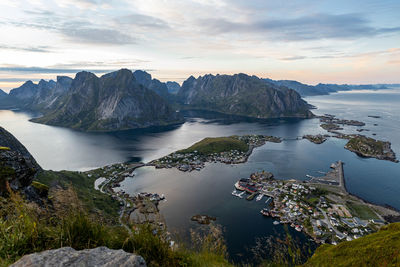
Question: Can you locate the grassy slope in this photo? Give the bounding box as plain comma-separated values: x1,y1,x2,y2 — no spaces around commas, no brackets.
179,137,249,155
35,170,120,220
303,223,400,267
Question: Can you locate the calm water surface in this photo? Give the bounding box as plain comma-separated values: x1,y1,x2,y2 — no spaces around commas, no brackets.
0,88,399,262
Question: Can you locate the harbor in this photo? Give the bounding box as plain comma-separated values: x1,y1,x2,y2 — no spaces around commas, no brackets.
230,161,398,244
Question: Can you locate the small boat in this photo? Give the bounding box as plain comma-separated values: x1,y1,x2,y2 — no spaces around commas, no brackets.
306,174,314,178
265,197,271,204
256,194,263,201
273,221,280,225
238,191,245,198
295,225,302,232
290,223,295,228
260,208,270,216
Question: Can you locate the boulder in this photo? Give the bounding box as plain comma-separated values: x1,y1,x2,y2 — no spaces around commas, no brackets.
11,247,146,267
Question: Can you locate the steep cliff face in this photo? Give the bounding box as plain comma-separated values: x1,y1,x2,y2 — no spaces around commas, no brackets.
177,73,313,119
32,69,183,131
0,127,41,196
133,70,170,100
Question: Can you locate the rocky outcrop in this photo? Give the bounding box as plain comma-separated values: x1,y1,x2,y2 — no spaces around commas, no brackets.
10,247,146,267
32,69,183,131
0,127,41,196
177,73,313,119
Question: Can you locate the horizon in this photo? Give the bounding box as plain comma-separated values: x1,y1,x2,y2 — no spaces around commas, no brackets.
1,0,400,91
2,69,400,94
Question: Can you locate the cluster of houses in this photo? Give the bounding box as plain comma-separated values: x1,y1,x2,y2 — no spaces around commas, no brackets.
233,173,383,245
152,149,248,172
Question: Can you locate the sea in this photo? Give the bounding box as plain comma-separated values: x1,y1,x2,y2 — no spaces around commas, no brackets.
1,87,399,263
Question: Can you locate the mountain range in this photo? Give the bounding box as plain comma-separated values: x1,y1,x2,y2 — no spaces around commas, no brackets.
263,78,399,96
0,70,319,131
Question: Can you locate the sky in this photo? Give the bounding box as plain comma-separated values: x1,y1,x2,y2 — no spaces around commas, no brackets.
0,0,399,92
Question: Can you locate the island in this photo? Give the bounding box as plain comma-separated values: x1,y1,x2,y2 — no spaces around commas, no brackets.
303,134,328,144
191,214,217,225
150,135,282,172
344,136,398,163
231,161,400,245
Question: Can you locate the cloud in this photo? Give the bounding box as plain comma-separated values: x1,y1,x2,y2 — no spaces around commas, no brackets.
199,13,400,41
61,26,136,45
280,56,306,61
0,44,52,53
0,65,115,74
115,13,170,29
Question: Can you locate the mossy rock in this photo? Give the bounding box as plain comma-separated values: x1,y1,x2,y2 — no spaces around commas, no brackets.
31,181,49,197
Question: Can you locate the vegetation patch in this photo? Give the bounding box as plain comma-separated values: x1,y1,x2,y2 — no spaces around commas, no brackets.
179,137,249,155
303,223,400,267
346,201,379,220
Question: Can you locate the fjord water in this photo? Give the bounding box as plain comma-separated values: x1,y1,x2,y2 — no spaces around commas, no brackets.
0,88,399,262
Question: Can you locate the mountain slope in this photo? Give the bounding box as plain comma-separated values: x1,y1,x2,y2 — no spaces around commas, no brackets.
7,76,72,111
32,69,183,131
133,70,170,100
177,73,313,119
303,223,400,266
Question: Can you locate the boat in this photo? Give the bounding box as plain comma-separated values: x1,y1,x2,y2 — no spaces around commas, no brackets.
232,190,245,198
295,225,302,232
273,221,280,225
260,208,270,216
265,197,271,204
306,174,314,178
256,193,263,201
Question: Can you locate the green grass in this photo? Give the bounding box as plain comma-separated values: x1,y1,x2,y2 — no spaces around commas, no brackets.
179,137,249,155
303,223,400,267
0,187,232,267
346,201,379,220
35,170,120,220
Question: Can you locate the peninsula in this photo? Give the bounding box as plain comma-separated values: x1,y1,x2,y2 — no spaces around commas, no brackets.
150,135,282,172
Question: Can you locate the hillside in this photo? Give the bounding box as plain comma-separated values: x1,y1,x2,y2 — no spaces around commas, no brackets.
303,223,400,266
177,73,313,119
32,69,183,131
179,137,249,155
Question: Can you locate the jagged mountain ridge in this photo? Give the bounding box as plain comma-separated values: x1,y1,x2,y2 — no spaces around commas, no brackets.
31,69,183,131
177,73,313,119
8,76,72,110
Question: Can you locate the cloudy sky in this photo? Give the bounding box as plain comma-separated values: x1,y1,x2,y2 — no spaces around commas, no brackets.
0,0,399,91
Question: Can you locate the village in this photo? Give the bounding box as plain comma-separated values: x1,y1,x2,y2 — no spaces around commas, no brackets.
231,162,391,245
150,135,282,172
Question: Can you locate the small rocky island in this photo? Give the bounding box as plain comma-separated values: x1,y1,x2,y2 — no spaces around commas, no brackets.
303,134,328,144
319,114,365,133
345,136,398,163
150,135,281,172
191,214,216,225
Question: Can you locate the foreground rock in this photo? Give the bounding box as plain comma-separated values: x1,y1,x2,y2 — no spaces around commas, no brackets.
11,247,146,267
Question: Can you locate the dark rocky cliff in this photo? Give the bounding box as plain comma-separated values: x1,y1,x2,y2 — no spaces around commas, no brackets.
0,127,41,196
177,73,313,119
